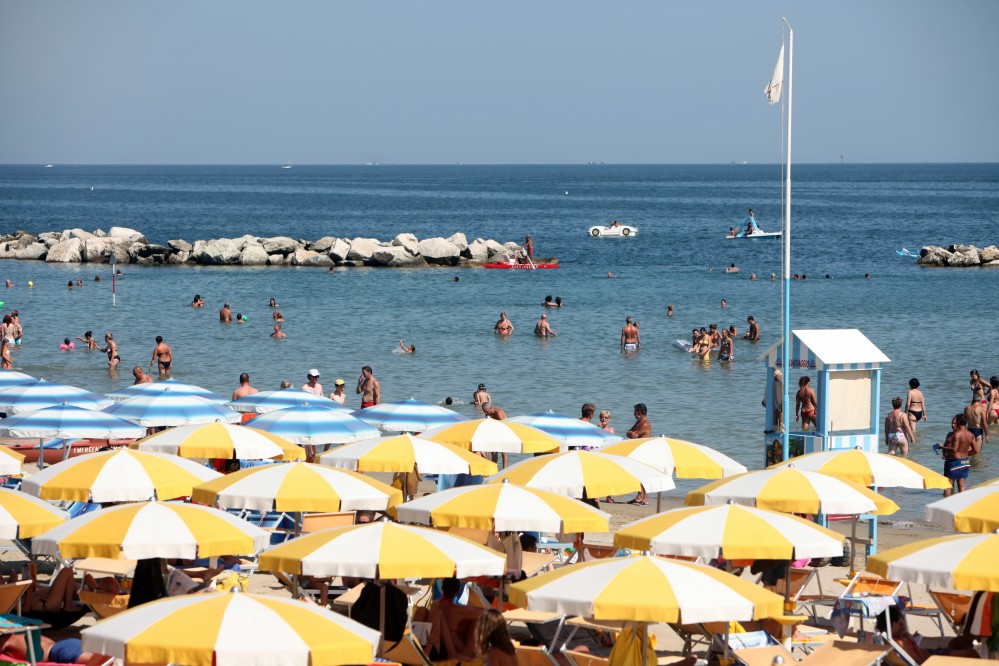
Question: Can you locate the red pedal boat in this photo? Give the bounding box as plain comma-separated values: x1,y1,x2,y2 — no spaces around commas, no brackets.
483,257,559,270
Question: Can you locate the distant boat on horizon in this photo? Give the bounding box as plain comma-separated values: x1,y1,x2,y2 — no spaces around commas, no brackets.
44,164,54,168
280,162,292,169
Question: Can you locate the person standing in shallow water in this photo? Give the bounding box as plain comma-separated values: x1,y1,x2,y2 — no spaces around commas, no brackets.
905,378,926,441
884,396,914,456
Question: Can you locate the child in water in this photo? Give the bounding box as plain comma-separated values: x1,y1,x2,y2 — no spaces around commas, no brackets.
59,338,75,350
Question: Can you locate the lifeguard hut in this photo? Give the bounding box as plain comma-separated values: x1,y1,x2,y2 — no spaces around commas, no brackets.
760,329,891,556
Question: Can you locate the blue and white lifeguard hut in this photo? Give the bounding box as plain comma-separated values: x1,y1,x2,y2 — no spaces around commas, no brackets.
760,329,891,464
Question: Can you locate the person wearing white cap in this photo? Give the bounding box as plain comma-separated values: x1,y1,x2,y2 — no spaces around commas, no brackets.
301,369,324,396
329,379,347,405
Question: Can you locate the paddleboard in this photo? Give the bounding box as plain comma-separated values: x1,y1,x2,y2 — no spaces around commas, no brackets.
672,339,692,351
896,248,918,258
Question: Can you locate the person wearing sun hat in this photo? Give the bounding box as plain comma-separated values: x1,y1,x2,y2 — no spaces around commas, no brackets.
330,378,347,404
301,368,324,396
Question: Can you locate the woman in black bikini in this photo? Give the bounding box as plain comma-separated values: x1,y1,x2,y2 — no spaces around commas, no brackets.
904,377,926,441
101,332,120,369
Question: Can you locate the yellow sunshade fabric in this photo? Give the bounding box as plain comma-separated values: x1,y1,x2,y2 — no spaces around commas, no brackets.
869,532,999,592
134,422,305,461
600,436,746,479
319,434,497,475
80,592,380,666
487,451,674,498
422,418,560,454
686,467,898,516
0,487,68,538
392,482,609,533
192,462,401,513
768,448,949,489
509,556,784,623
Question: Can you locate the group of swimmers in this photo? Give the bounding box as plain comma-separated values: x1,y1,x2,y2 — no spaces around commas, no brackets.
687,316,760,362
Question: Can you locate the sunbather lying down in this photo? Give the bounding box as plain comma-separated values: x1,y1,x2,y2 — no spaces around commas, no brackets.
412,577,484,661
0,632,105,666
5,567,81,613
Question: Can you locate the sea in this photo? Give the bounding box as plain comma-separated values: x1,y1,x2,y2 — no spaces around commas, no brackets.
0,163,997,524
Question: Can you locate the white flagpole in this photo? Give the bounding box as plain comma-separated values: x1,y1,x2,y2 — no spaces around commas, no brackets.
781,18,793,461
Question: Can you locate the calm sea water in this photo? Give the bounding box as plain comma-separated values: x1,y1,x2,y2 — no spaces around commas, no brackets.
0,163,997,522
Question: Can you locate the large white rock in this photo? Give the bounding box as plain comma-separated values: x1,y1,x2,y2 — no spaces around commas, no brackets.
328,238,351,262
46,238,84,262
232,235,259,251
168,239,193,252
417,237,461,265
948,248,980,267
347,238,382,262
267,254,287,265
310,237,337,253
167,251,191,264
239,245,270,266
979,245,999,263
446,232,468,253
392,233,419,255
291,249,333,267
108,227,147,244
83,237,112,263
194,238,241,265
13,243,47,260
467,239,489,263
15,234,36,249
64,228,98,242
484,239,506,255
370,246,428,267
109,244,131,264
261,236,298,255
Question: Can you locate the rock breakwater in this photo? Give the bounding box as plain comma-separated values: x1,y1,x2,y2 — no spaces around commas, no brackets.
0,228,545,268
917,244,999,267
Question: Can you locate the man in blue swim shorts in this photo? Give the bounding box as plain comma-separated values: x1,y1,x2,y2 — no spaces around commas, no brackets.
940,413,978,496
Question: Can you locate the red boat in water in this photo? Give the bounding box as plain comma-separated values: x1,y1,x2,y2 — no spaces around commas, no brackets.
483,257,559,270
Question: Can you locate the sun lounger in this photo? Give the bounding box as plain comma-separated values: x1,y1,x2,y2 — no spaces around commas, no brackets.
732,644,797,666
923,657,999,666
515,643,559,666
78,590,130,619
562,650,610,666
797,640,889,666
300,511,355,533
382,631,486,666
0,581,30,615
843,575,902,598
796,568,849,620
875,631,919,666
926,591,972,635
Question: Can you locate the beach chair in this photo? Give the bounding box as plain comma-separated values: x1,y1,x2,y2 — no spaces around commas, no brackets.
926,591,972,635
797,568,851,620
732,643,797,666
300,511,355,533
382,630,486,666
579,544,628,562
843,575,902,598
562,651,609,666
923,657,999,666
515,643,559,666
876,632,919,666
79,590,130,619
796,640,889,666
0,581,30,615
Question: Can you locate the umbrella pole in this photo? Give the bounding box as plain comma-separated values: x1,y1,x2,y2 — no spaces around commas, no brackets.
849,515,858,576
784,561,792,613
656,491,661,514
379,584,386,658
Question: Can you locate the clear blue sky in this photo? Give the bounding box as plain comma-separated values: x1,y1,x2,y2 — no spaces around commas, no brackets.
2,0,997,164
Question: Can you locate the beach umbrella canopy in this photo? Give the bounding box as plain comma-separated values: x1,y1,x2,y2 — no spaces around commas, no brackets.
614,503,844,560
420,418,560,454
599,436,747,479
507,411,622,450
134,422,305,461
244,405,379,445
352,398,468,433
0,370,36,391
191,462,402,513
508,555,784,624
81,592,380,666
488,450,674,499
228,389,348,414
768,447,950,489
923,478,999,533
259,521,506,579
107,379,227,404
0,446,24,476
103,393,240,427
686,467,899,516
868,532,999,592
0,404,146,440
33,501,270,560
318,434,497,475
0,487,69,539
0,379,113,414
393,483,610,533
21,449,222,503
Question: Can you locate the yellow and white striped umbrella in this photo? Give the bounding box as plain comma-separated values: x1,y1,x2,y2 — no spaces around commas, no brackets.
259,521,506,579
869,532,999,592
421,418,560,454
768,448,949,489
599,436,747,478
318,433,497,475
393,483,610,533
923,477,999,533
614,503,843,560
0,487,68,539
21,449,222,503
81,592,380,666
509,555,784,623
686,467,898,515
0,445,24,476
192,461,402,513
32,501,270,560
488,451,674,498
134,422,305,461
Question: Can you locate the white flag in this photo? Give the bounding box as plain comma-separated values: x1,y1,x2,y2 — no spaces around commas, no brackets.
765,44,784,105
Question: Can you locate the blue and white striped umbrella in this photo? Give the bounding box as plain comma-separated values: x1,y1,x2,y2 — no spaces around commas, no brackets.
0,371,36,392
107,379,227,405
0,405,146,440
0,380,114,415
104,393,240,427
352,398,468,433
228,389,349,414
245,405,379,445
507,411,623,450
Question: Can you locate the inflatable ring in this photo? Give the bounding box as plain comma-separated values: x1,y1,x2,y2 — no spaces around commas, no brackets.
590,229,600,237
622,228,631,236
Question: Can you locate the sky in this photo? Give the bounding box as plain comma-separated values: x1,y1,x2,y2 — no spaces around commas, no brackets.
1,1,997,165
